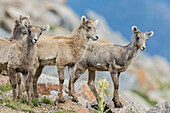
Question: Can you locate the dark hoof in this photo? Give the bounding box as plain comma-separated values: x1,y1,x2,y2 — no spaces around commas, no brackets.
114,101,123,108
57,99,65,103
112,98,123,108
72,98,79,103
115,103,123,108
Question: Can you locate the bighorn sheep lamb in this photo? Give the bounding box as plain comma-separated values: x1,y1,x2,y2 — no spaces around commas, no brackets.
32,16,99,103
69,26,154,108
0,15,31,98
0,23,49,105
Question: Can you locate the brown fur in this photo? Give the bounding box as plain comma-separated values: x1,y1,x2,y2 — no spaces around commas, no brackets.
0,24,49,105
0,15,31,98
32,16,99,103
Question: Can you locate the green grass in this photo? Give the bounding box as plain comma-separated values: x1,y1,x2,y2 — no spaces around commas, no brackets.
6,103,17,109
67,111,75,113
21,98,27,104
4,96,32,111
50,25,55,31
0,99,4,104
32,99,39,107
42,96,53,105
132,90,157,106
53,111,64,113
0,82,12,92
22,87,26,93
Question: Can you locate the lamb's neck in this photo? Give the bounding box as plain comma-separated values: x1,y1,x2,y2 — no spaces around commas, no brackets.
24,37,37,65
72,29,89,54
124,38,139,65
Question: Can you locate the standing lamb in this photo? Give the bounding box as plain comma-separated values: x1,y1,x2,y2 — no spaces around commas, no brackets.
0,15,31,98
32,16,99,103
69,26,154,108
0,23,49,105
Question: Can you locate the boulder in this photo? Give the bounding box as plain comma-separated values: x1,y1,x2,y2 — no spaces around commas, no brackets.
148,100,170,113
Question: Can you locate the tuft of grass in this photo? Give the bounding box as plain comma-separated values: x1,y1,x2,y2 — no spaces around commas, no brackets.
53,111,64,113
32,99,39,107
132,90,157,106
50,25,55,31
0,99,4,104
6,103,17,109
0,82,12,92
21,98,27,104
42,96,53,105
22,87,26,93
67,111,75,113
5,96,32,111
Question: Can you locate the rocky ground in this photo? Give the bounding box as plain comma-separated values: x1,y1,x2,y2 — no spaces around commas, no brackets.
1,74,170,113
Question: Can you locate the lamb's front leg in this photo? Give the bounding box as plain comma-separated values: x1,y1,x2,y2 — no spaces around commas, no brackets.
88,70,98,101
8,69,17,101
33,66,44,99
17,73,23,98
70,63,87,102
110,71,123,108
57,67,65,103
23,72,33,106
68,65,74,96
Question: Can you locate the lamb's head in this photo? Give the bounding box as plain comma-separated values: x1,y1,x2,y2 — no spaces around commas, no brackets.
24,23,50,44
132,26,154,51
80,15,99,41
14,15,31,36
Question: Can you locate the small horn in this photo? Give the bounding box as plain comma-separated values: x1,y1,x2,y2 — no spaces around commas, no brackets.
22,16,31,25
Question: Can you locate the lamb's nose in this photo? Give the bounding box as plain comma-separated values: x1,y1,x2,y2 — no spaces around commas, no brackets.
34,39,37,42
142,47,145,50
95,36,98,40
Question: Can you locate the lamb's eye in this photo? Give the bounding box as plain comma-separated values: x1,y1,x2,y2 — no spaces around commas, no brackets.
88,26,91,29
28,30,31,34
39,32,42,35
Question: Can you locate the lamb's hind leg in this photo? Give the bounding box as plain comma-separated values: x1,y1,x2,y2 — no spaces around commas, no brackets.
88,70,98,101
33,66,44,99
17,73,23,98
110,71,123,108
57,67,65,103
8,69,17,101
23,72,33,106
70,63,87,102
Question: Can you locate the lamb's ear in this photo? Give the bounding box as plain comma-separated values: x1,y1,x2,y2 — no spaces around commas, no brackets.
132,26,137,33
146,31,154,37
24,22,28,28
42,25,50,32
81,15,86,25
19,15,22,23
95,19,99,26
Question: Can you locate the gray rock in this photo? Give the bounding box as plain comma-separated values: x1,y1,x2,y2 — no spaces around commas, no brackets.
47,3,80,31
148,100,170,113
50,90,58,95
